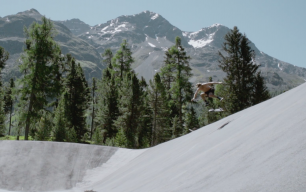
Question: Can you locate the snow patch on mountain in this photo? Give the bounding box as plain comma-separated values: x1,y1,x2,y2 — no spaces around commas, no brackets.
278,63,283,71
148,43,156,47
188,33,215,48
101,26,109,31
182,32,189,37
151,13,159,20
97,23,130,35
184,24,224,48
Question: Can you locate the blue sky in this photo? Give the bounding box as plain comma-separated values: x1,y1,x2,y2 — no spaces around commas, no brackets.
1,0,305,68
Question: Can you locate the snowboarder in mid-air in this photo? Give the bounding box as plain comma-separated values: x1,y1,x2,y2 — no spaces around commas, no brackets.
191,82,223,106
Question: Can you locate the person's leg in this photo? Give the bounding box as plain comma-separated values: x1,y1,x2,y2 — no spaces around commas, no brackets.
208,92,223,101
200,93,209,105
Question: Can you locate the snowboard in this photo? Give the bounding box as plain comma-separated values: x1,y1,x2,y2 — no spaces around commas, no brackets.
208,108,224,112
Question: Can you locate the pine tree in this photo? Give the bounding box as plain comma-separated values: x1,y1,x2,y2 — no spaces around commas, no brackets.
148,73,169,146
52,54,76,142
54,55,90,142
103,48,113,68
53,92,70,142
92,124,104,145
0,46,9,71
184,106,199,133
219,26,269,113
90,77,96,139
137,77,152,148
171,116,181,139
114,72,147,148
4,78,15,135
49,52,69,110
0,46,9,136
0,91,5,136
112,40,134,80
95,49,119,144
60,57,90,142
33,111,53,141
160,37,193,137
252,72,270,104
114,128,127,148
18,17,62,140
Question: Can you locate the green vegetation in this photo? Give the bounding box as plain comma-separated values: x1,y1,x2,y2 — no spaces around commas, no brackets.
0,46,9,136
18,16,62,140
0,20,271,148
218,26,270,114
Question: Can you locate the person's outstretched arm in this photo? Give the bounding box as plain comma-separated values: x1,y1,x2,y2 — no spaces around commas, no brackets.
191,88,200,101
207,82,223,85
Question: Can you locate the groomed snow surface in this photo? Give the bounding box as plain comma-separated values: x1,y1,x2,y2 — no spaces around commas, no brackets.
1,83,306,192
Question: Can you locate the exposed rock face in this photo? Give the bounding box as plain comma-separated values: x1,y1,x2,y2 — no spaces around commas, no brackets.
1,9,305,91
0,9,103,81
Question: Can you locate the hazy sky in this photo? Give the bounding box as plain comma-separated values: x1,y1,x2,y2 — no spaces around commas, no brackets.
1,0,305,68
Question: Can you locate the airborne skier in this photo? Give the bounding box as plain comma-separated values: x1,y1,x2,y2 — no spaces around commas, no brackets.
191,82,223,106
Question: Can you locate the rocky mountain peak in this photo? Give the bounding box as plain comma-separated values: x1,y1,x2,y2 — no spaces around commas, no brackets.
15,8,42,20
181,24,229,48
78,11,190,48
58,18,91,36
1,9,304,91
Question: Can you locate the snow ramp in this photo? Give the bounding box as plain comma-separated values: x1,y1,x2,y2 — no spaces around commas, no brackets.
91,82,306,192
1,82,306,192
0,141,145,192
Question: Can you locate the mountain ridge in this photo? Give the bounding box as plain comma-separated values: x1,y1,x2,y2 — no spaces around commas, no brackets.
71,10,306,91
0,9,305,92
0,9,104,81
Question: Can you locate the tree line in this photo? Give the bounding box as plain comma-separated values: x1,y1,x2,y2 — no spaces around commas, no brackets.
0,17,270,148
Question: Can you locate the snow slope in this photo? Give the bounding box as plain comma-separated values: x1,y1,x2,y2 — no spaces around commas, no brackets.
90,82,306,192
1,83,306,192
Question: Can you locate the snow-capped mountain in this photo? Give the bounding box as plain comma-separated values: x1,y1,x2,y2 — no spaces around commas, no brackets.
183,24,227,48
78,11,190,50
72,11,306,91
0,9,305,91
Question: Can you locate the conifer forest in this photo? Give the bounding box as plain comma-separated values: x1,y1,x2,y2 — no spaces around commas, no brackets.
0,17,270,148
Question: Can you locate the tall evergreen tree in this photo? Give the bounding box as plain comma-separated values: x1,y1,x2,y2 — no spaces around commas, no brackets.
50,53,69,110
148,73,169,146
0,46,9,72
103,48,113,68
4,78,15,135
112,40,134,80
0,46,9,136
18,17,62,140
137,77,152,148
63,59,90,142
90,77,96,139
114,72,147,148
219,26,269,113
252,72,270,104
53,92,70,142
160,37,193,137
95,49,119,144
